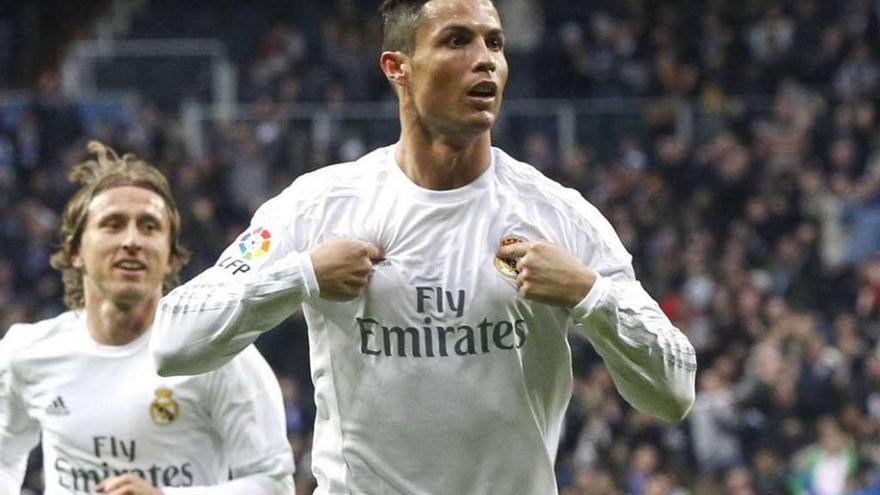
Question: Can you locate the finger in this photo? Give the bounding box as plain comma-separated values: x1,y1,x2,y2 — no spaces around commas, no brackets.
349,260,374,278
345,276,366,290
364,242,384,261
497,241,532,259
97,474,132,492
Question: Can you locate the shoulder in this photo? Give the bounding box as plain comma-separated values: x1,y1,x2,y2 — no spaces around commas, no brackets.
254,146,394,221
299,146,393,189
492,147,593,214
204,345,278,390
227,345,275,375
196,346,285,414
1,311,81,385
492,148,626,252
2,311,81,358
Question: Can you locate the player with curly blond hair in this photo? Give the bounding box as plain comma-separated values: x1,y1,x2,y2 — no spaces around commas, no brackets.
0,142,295,494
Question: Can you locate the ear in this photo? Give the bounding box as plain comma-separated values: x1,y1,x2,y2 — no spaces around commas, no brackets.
380,51,408,89
166,252,179,276
69,237,84,269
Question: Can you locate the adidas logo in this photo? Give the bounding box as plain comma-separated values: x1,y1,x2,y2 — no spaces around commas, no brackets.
45,396,70,416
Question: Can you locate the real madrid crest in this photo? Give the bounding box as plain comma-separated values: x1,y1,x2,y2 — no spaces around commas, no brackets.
149,387,179,425
494,236,523,281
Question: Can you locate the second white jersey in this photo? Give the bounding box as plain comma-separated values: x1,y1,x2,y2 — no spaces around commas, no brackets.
154,145,696,495
0,311,295,494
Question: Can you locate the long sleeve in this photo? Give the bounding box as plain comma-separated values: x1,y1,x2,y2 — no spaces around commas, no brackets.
165,346,296,494
151,250,318,376
570,273,697,422
151,183,320,376
0,329,42,494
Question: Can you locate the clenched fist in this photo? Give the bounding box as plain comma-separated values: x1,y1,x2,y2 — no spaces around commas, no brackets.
496,240,597,307
311,238,383,301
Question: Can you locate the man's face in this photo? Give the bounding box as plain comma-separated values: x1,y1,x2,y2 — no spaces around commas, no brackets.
73,186,174,307
405,0,508,138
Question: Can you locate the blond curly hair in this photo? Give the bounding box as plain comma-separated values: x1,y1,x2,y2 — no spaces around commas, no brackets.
50,141,190,309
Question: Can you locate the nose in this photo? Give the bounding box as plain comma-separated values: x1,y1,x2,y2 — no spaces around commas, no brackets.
474,58,496,73
121,223,143,252
473,41,497,74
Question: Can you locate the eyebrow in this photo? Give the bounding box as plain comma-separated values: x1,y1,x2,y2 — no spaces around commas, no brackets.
95,210,165,224
439,24,505,37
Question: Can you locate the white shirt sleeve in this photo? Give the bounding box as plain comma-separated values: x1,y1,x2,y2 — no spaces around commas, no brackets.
151,185,320,376
570,273,696,422
0,327,42,494
164,347,295,494
564,202,697,422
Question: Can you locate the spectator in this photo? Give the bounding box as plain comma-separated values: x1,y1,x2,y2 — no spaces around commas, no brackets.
790,416,859,495
690,368,743,475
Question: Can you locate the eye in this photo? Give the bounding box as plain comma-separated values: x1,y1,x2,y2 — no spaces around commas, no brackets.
487,36,504,51
141,219,161,233
102,218,123,230
446,33,469,47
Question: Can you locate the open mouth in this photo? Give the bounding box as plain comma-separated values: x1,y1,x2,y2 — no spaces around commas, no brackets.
468,81,497,99
114,260,146,271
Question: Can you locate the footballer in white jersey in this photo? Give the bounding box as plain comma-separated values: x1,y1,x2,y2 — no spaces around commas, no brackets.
152,0,697,494
153,145,696,495
0,141,295,494
0,313,294,495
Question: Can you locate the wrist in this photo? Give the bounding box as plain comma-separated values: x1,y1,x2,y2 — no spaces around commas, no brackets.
569,274,611,319
567,268,598,307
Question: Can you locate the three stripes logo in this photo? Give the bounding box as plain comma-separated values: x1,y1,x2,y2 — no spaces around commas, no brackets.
45,396,70,416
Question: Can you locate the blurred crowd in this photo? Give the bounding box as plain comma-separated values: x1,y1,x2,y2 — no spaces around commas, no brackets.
2,0,880,494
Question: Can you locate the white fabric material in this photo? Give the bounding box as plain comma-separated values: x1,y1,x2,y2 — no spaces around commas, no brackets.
813,452,850,495
0,311,295,494
152,145,696,495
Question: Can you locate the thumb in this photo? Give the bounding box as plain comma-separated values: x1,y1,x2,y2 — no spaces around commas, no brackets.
364,242,384,261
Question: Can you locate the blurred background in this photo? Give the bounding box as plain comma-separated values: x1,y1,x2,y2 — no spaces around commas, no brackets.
1,0,880,494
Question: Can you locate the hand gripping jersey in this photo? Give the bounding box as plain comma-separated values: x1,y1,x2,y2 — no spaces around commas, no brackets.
0,311,295,494
152,145,697,495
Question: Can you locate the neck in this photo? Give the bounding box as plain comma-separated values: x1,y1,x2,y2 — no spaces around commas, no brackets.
83,290,158,346
396,116,493,190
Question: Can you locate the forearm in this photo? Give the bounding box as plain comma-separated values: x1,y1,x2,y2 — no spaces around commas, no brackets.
151,250,318,376
571,275,697,422
163,473,295,495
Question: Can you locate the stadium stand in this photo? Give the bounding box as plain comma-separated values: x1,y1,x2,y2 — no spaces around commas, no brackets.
2,1,880,493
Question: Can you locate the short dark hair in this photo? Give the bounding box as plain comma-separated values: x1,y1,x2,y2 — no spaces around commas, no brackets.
379,0,430,54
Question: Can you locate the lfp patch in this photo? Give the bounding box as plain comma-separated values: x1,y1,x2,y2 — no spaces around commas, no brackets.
238,227,272,260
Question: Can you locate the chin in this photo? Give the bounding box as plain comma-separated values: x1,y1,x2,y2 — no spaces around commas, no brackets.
115,292,146,305
465,116,496,134
110,284,151,305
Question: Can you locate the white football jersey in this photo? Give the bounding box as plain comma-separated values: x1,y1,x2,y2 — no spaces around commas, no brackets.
152,145,696,495
0,311,295,494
